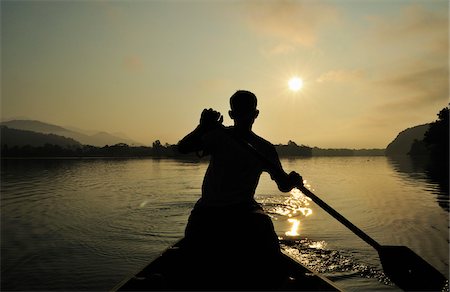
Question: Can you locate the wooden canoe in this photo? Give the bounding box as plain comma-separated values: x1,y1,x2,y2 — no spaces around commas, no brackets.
112,238,342,291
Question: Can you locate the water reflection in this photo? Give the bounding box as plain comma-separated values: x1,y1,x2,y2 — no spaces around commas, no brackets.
387,156,449,212
262,187,313,237
286,219,300,236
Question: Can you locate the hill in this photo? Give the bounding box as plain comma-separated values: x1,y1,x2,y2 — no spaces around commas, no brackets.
1,126,81,148
0,120,140,147
385,124,430,156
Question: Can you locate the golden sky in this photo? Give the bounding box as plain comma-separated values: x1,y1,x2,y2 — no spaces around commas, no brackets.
1,0,448,148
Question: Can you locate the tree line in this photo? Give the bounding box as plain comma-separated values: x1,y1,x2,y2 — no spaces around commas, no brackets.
1,141,179,158
1,138,384,158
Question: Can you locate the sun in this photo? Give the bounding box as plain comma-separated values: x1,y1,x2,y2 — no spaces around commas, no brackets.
288,76,303,92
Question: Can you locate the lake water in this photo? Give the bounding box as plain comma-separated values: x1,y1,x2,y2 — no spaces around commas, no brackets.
1,156,448,291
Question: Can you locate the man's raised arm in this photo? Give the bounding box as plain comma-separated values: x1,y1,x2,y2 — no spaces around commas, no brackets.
177,108,223,154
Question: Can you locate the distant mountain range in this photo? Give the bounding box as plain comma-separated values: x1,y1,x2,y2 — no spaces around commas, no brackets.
0,120,141,147
1,126,82,148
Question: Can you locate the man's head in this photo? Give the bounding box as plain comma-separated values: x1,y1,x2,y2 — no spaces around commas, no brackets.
229,90,259,129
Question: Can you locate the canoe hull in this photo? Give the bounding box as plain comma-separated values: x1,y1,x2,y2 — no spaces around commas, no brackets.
113,239,341,291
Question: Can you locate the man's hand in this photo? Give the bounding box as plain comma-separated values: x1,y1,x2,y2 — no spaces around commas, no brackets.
200,108,223,130
178,108,223,154
288,171,303,188
275,170,303,192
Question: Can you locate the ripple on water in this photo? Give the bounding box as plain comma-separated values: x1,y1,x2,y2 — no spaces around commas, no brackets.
280,238,394,288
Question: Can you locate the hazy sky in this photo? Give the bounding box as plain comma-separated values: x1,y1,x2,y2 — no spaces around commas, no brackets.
2,0,448,148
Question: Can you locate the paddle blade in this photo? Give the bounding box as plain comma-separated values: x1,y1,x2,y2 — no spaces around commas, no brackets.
378,246,447,291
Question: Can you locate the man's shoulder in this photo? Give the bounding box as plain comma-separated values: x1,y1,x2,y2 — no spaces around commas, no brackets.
250,132,276,151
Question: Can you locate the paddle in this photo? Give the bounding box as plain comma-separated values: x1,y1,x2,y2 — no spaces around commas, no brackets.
298,185,447,291
232,133,448,291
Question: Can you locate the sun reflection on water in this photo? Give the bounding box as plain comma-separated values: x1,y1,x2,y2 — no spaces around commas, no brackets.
284,187,313,237
286,218,300,236
259,183,314,237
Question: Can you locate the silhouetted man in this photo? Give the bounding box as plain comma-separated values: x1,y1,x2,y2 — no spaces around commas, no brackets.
178,91,302,278
177,90,303,288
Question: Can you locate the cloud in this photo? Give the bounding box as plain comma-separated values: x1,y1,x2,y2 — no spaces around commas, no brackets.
366,4,448,53
122,55,144,73
383,66,447,90
261,43,296,56
368,4,447,38
242,1,340,51
98,0,125,22
355,63,449,140
316,69,365,83
376,65,449,110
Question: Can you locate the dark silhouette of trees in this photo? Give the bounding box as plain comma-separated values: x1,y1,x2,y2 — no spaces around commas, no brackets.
423,107,449,161
1,138,385,159
408,139,427,156
1,140,184,159
152,140,164,157
275,140,312,157
409,107,449,162
2,143,79,157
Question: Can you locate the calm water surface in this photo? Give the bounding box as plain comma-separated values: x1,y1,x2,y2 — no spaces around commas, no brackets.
1,157,448,291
